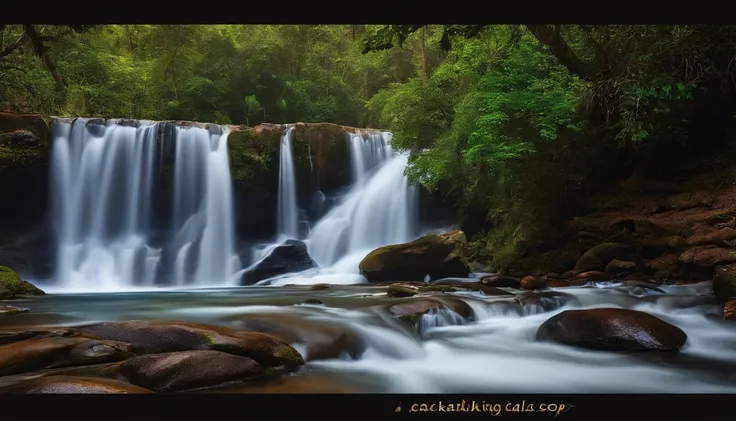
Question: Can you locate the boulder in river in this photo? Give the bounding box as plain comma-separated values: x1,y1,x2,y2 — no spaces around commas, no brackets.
0,375,153,394
574,243,638,273
0,337,135,376
358,230,470,283
227,313,363,361
536,308,687,352
713,264,736,302
240,240,318,285
0,305,28,316
479,275,522,289
723,299,736,321
520,275,546,290
72,320,304,371
114,350,263,393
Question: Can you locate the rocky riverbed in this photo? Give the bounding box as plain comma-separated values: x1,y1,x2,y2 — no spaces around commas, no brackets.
1,277,735,394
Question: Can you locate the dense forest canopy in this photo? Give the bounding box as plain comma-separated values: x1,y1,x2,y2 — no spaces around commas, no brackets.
3,23,736,271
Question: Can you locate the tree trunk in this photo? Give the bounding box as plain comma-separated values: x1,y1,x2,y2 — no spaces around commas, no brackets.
524,24,596,81
23,25,65,89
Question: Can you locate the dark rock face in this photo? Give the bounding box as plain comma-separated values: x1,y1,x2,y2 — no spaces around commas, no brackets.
71,320,304,370
0,375,153,394
359,231,470,283
0,337,135,376
574,243,638,273
713,264,736,302
115,350,264,392
479,275,522,289
240,240,318,285
536,308,687,352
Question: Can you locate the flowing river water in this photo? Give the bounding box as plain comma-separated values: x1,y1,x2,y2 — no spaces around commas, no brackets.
2,281,736,393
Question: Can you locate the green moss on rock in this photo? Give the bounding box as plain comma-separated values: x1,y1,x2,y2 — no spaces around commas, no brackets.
0,266,45,298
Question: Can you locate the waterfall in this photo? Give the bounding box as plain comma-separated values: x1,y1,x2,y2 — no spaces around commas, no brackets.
276,127,299,240
50,118,239,291
306,132,419,267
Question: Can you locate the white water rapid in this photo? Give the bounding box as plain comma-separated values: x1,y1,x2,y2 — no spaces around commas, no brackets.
306,131,418,267
50,118,239,292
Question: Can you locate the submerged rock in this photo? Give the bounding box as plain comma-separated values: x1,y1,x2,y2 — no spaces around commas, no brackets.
536,308,687,352
114,350,263,393
358,230,470,283
240,240,318,285
0,305,28,316
0,337,135,376
72,320,304,371
0,375,153,394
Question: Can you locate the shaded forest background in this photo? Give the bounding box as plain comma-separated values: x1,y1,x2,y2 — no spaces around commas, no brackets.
3,24,736,272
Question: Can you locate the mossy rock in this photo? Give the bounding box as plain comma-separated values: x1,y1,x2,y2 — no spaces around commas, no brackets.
0,266,45,298
359,232,468,283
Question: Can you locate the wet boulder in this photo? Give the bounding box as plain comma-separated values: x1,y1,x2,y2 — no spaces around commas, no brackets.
241,240,318,285
359,231,470,283
536,308,687,352
114,350,263,393
72,320,304,370
713,264,736,302
0,337,135,376
521,275,546,291
0,375,153,394
227,313,363,361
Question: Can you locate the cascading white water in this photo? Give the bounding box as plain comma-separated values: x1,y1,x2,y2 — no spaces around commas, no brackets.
50,118,239,291
276,127,299,240
306,132,419,268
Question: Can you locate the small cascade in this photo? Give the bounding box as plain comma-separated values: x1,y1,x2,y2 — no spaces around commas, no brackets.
306,132,419,267
276,127,299,240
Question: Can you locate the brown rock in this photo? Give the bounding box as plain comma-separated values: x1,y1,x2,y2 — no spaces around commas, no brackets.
680,246,736,267
520,275,546,291
115,350,263,393
358,231,470,282
0,337,135,376
624,273,653,282
724,299,736,321
574,271,608,280
536,308,687,352
309,283,332,290
386,283,420,297
687,227,736,246
605,259,637,276
71,320,304,370
0,375,153,394
227,313,363,361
